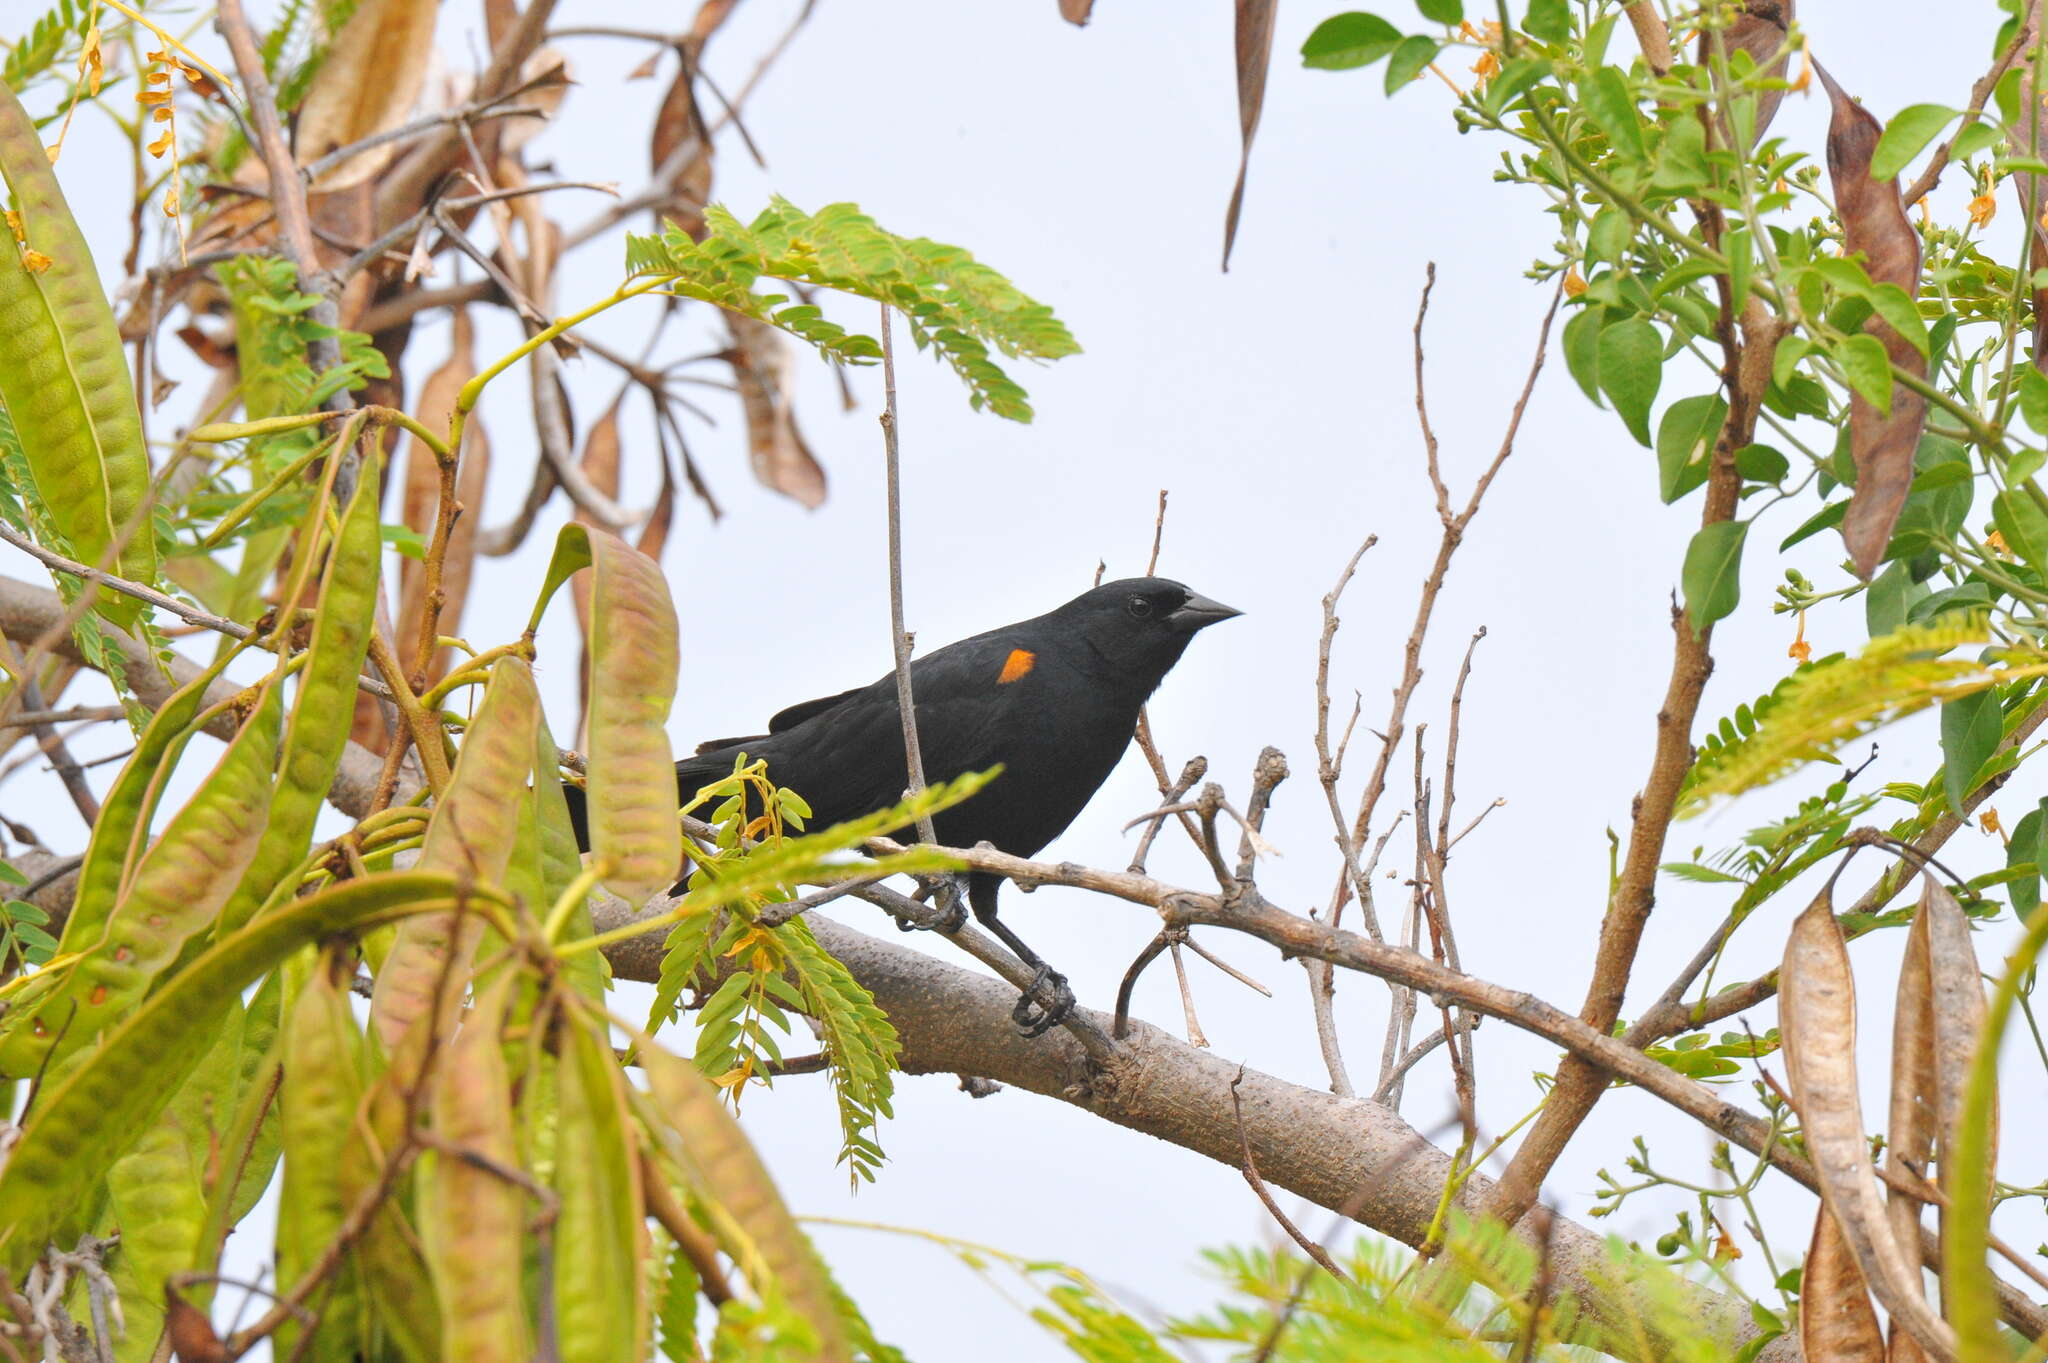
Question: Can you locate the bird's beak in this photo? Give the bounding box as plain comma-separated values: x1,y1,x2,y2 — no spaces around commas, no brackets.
1168,592,1243,632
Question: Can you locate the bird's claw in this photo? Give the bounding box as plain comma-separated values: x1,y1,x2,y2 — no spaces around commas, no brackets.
1011,965,1074,1038
898,873,970,933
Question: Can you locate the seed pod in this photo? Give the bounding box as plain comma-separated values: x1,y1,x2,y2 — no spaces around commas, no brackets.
421,976,529,1361
369,657,539,1050
0,82,156,616
554,1006,649,1363
0,871,469,1277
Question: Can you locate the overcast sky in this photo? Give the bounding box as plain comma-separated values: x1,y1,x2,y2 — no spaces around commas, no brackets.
18,1,2048,1357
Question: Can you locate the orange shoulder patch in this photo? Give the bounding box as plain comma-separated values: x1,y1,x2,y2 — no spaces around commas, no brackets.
997,648,1036,684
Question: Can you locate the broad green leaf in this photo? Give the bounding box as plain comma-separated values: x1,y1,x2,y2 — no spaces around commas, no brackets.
1301,12,1404,69
1993,489,2048,569
1656,394,1727,503
1384,35,1441,94
1596,318,1661,445
1940,688,2002,816
1522,0,1568,42
1416,0,1461,21
2009,801,2048,918
1583,67,1645,160
1682,521,1747,633
1836,333,1895,415
1562,304,1605,404
1735,443,1789,484
2018,367,2048,435
1870,104,1959,180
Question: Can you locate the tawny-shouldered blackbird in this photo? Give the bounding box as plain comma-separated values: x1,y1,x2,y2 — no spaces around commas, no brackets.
568,576,1239,1033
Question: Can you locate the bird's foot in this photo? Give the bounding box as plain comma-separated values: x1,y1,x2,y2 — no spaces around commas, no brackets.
898,873,970,934
1011,965,1075,1038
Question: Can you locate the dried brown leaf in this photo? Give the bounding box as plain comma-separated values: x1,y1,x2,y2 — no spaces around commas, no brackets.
1698,1,1794,148
1060,0,1097,22
729,315,827,508
294,0,443,191
1781,888,1958,1361
1221,0,1277,272
638,455,677,564
1816,61,1928,578
651,51,714,238
1886,900,1937,1363
1802,1202,1887,1363
497,50,571,158
1920,880,1995,1216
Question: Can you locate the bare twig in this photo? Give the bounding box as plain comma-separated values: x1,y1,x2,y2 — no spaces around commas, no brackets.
1231,1068,1351,1281
878,307,937,850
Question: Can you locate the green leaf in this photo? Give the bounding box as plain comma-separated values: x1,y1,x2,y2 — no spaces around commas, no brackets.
1771,333,1812,390
1994,489,2048,568
1415,0,1461,22
1596,318,1661,445
1301,12,1404,69
1953,120,2002,162
1384,35,1441,94
1940,688,2003,817
1871,104,1959,180
1734,443,1789,484
1484,56,1552,113
1727,226,1752,312
1682,521,1747,634
1836,333,1895,416
1584,67,1645,160
1562,304,1605,404
1522,0,1568,42
2018,368,2048,435
2009,801,2047,918
1656,394,1727,503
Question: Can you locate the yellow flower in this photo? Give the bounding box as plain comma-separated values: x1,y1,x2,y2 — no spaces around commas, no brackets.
20,248,50,274
1989,528,2012,558
1472,49,1501,84
1562,267,1587,298
1790,45,1811,93
1980,807,2005,840
1787,610,1811,665
1968,192,1997,229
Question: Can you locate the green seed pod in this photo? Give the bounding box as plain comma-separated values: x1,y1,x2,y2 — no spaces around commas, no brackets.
554,1006,650,1363
0,871,471,1277
0,83,156,616
369,657,538,1051
528,525,680,904
420,976,529,1361
219,454,384,937
276,951,368,1363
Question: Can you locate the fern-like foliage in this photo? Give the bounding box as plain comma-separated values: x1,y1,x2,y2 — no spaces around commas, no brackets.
1679,617,2038,813
625,198,1080,421
644,761,986,1185
2,0,88,94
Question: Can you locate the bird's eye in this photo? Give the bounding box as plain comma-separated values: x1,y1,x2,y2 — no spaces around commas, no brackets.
1127,595,1153,619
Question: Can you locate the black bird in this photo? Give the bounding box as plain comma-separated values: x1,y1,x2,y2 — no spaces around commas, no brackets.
569,576,1240,1033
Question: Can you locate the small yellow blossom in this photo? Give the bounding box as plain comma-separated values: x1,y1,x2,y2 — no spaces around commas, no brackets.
1790,45,1811,93
1969,192,1998,229
1981,807,2005,840
1989,528,2013,558
1562,268,1587,298
1472,49,1501,84
20,249,50,274
1787,610,1812,665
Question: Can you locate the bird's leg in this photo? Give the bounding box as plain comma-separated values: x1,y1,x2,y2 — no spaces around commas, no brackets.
969,876,1074,1037
897,873,970,933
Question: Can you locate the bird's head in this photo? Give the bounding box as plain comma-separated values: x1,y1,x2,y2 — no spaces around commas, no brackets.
1054,576,1242,683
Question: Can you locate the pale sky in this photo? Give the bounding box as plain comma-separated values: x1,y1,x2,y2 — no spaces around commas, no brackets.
15,2,2046,1358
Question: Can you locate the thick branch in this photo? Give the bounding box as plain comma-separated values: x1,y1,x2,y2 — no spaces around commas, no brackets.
588,896,1790,1362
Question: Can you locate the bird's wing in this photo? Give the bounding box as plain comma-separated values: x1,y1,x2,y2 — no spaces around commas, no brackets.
767,683,871,733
